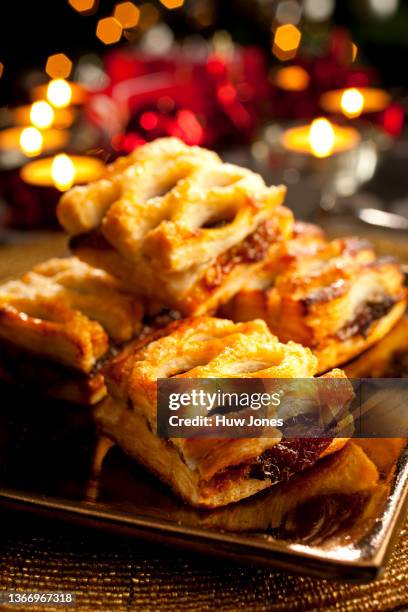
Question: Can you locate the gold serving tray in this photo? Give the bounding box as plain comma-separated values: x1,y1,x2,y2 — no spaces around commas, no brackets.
0,231,406,581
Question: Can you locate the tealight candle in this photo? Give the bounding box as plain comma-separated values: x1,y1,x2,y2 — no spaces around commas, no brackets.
21,154,104,191
11,103,75,129
0,127,69,156
320,87,390,119
281,117,360,158
32,79,87,108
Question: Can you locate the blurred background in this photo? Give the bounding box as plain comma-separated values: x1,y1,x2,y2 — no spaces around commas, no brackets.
0,0,408,236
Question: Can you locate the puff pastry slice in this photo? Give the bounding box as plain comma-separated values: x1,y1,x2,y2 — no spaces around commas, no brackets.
225,235,406,373
0,257,143,404
58,138,289,314
96,316,349,507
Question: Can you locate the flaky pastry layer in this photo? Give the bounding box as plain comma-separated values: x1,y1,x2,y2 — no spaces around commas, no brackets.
98,316,349,507
58,138,289,314
224,235,406,372
0,257,143,404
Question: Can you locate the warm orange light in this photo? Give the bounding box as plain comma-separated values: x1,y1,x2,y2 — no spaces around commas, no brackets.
114,2,140,27
68,0,96,13
12,105,75,129
351,43,358,62
0,127,68,154
21,155,105,189
309,118,335,158
33,82,85,107
0,62,3,78
19,127,43,157
273,24,301,61
340,88,364,118
281,118,360,158
320,87,391,117
275,65,309,91
96,17,123,44
46,53,73,79
30,101,55,129
51,154,75,191
160,0,184,8
47,79,73,108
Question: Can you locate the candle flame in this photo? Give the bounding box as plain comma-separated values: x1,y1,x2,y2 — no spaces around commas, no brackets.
19,127,43,156
47,79,72,109
341,88,364,118
51,154,75,191
30,101,55,129
309,118,335,158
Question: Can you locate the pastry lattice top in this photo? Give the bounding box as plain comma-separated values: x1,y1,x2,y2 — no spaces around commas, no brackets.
57,138,286,273
0,257,143,372
104,316,318,415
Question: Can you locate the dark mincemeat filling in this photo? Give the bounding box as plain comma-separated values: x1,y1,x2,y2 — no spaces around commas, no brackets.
203,219,281,290
335,296,396,341
249,438,331,482
72,220,284,293
210,438,332,491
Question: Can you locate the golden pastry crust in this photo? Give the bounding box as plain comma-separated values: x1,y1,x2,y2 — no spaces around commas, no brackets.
0,257,143,372
224,236,406,373
176,442,380,532
98,316,350,507
344,317,408,378
105,316,318,415
58,138,220,236
58,138,289,314
0,257,143,404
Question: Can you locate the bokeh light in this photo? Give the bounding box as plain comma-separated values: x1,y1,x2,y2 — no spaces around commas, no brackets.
304,0,335,21
114,2,140,28
0,62,3,78
309,118,335,158
46,54,72,79
51,154,76,191
96,17,123,44
30,101,55,129
273,24,302,61
160,0,184,9
369,0,398,19
19,127,43,157
68,0,97,13
275,0,302,25
140,111,159,130
341,88,364,118
47,79,73,108
275,65,309,91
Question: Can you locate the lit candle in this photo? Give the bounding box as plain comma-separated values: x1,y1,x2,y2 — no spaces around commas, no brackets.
51,154,75,191
32,79,87,108
20,127,43,157
0,127,69,156
281,117,360,158
21,154,104,191
274,65,310,91
11,103,75,129
320,87,390,119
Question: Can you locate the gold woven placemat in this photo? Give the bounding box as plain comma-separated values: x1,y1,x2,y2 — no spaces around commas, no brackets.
0,511,406,611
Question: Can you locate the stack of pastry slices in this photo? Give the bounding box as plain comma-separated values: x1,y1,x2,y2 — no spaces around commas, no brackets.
0,138,404,507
